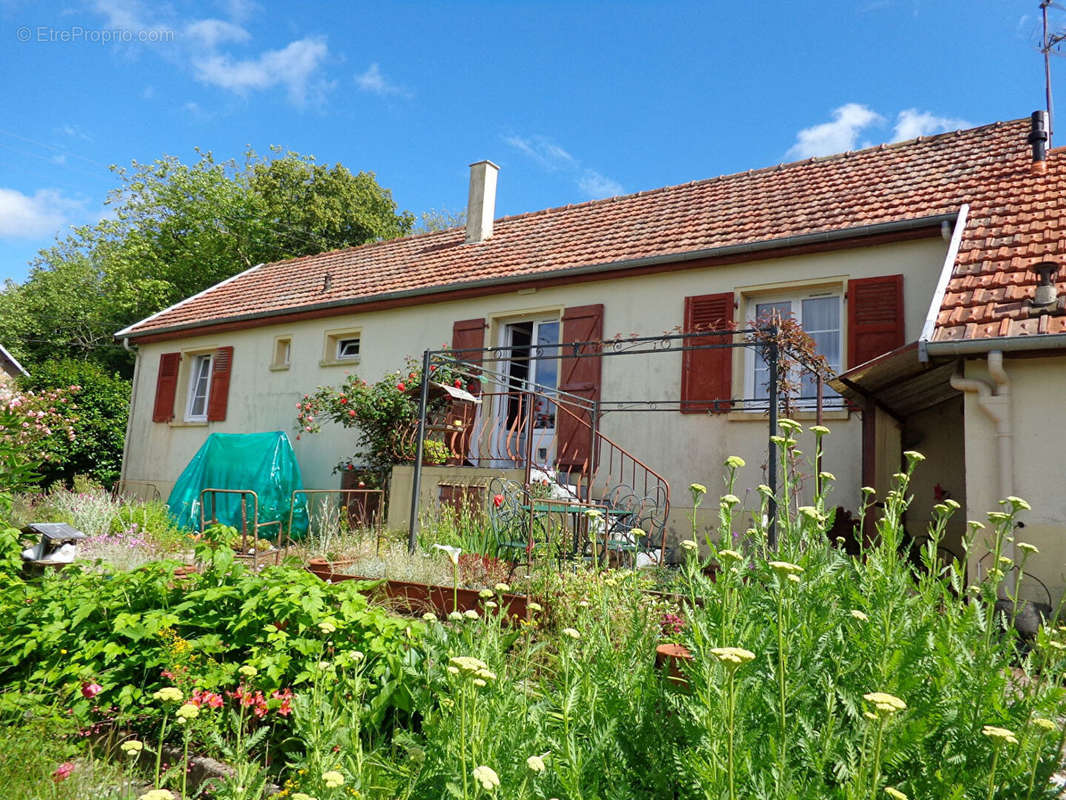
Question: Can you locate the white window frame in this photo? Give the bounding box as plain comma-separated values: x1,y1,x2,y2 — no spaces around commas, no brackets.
743,289,843,411
336,337,361,360
185,353,214,422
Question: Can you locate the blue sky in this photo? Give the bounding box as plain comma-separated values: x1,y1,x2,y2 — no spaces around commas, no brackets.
0,0,1050,283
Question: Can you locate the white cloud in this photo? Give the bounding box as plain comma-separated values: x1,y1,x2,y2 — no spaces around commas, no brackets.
578,170,624,199
786,103,885,159
0,188,85,239
503,135,576,171
185,18,250,49
193,37,330,105
355,63,410,97
89,1,331,108
892,108,972,142
505,134,622,199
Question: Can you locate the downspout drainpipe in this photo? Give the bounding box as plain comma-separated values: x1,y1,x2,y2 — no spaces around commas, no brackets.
949,350,1016,589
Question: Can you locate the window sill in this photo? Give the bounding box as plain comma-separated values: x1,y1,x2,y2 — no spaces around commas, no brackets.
169,420,209,428
269,363,291,372
319,357,361,368
726,409,850,423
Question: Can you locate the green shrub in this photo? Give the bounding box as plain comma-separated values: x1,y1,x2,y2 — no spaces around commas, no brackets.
18,358,131,487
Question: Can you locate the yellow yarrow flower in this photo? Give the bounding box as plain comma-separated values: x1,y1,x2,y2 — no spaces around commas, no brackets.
473,765,500,790
120,739,144,756
710,646,755,666
322,770,345,788
175,703,199,721
718,549,742,562
863,691,907,714
152,687,183,703
725,455,746,468
981,725,1018,745
238,665,257,678
769,561,804,577
526,754,547,772
1032,717,1057,733
317,621,336,634
562,627,581,640
884,787,908,800
850,609,869,622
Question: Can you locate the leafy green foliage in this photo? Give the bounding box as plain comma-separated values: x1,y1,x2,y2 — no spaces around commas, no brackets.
18,359,130,487
0,148,414,374
0,556,416,729
297,355,463,471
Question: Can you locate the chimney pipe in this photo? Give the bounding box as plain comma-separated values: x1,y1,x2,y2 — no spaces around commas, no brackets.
1029,110,1050,174
1033,260,1059,307
465,160,499,244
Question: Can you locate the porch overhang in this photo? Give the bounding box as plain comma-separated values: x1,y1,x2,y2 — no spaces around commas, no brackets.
828,341,960,419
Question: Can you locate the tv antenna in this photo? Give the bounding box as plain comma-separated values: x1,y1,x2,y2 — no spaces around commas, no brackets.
1041,1,1066,145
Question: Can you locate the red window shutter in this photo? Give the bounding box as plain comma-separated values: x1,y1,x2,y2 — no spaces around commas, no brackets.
152,352,182,423
680,293,734,414
447,319,486,465
451,318,486,394
556,304,604,473
206,346,234,422
847,275,904,368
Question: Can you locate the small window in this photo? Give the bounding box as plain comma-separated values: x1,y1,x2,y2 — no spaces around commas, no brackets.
336,337,361,360
185,354,213,421
271,336,292,370
322,328,362,366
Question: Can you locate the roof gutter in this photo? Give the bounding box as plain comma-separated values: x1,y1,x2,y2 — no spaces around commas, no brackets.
917,204,969,362
924,332,1066,357
120,212,958,340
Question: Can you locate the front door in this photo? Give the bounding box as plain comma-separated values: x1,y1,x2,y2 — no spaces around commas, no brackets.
489,318,560,468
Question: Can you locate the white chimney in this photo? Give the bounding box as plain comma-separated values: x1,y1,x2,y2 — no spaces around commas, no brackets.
465,160,499,244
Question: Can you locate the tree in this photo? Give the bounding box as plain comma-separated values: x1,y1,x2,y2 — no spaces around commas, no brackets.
0,148,414,375
416,207,466,233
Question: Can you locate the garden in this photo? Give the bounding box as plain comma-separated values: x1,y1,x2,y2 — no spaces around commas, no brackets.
2,380,1066,800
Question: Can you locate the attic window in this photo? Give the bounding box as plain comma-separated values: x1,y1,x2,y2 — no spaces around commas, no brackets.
337,338,361,360
321,328,362,367
270,336,292,371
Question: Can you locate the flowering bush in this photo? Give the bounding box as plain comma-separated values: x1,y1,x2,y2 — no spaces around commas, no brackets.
295,355,464,471
0,383,77,497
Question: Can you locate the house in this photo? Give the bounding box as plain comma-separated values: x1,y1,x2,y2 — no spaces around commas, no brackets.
116,114,1065,597
0,344,28,387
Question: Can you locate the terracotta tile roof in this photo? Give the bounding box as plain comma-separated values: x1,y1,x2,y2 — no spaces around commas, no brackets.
122,117,1062,342
934,138,1066,341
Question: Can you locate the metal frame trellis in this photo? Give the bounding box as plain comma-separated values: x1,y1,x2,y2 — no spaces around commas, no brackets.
406,326,808,555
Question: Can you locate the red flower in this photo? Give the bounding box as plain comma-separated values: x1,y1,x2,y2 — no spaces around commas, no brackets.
53,762,75,782
454,379,463,388
161,670,176,680
346,464,354,471
358,481,365,488
409,372,417,380
339,396,348,404
493,494,505,508
430,365,436,372
81,682,102,699
397,382,406,392
348,409,356,417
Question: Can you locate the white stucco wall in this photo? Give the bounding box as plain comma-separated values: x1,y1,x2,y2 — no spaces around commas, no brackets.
961,355,1066,604
123,236,948,541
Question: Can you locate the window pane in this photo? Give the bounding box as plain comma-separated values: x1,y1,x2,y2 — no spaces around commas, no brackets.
752,301,793,402
189,355,211,418
532,321,559,428
337,338,360,358
800,297,841,404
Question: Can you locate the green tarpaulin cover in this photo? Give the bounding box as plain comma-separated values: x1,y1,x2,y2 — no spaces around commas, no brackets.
167,431,308,539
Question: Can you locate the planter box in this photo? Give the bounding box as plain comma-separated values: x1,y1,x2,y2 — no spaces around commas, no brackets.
307,568,532,621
